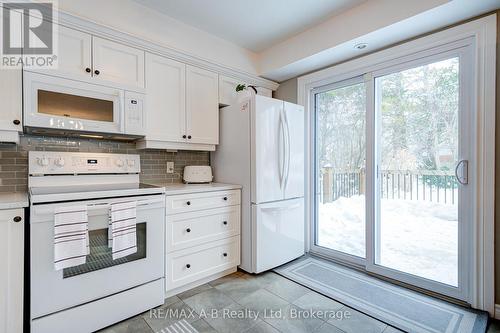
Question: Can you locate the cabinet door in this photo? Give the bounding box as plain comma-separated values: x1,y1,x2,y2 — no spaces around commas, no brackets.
93,37,145,88
56,26,92,79
186,65,219,145
145,53,186,142
0,209,24,333
0,68,22,133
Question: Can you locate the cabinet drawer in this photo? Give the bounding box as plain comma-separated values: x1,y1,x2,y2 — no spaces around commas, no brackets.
166,236,240,290
166,190,240,215
167,206,240,252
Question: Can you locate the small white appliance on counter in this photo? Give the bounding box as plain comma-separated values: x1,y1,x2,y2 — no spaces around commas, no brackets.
212,93,305,273
183,165,213,183
28,151,165,333
23,71,145,138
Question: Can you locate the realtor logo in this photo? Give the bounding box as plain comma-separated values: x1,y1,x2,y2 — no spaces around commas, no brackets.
1,1,58,68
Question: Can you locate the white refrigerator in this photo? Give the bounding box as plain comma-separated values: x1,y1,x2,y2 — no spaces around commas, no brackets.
212,93,304,273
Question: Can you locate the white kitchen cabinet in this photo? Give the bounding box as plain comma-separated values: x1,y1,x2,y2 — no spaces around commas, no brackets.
165,189,241,296
186,65,219,145
55,25,92,80
93,37,145,89
28,25,144,90
144,54,186,142
0,209,24,333
138,59,219,151
0,68,22,143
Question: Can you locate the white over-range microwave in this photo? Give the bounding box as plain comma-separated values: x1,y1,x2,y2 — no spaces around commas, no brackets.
23,71,145,138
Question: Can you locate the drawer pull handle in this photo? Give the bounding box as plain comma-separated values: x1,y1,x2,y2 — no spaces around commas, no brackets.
223,253,228,257
186,228,191,233
223,221,228,225
186,201,191,206
223,197,228,201
186,264,191,269
13,216,22,223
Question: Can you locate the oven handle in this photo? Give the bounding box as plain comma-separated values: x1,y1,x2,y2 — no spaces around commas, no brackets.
32,196,165,218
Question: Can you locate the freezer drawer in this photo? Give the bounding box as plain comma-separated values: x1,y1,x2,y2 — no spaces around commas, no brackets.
252,198,304,273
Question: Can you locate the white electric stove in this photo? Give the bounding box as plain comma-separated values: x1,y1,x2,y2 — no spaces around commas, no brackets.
28,151,166,333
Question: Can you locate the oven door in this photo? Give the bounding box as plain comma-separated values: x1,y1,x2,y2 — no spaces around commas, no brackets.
30,194,165,319
23,71,124,135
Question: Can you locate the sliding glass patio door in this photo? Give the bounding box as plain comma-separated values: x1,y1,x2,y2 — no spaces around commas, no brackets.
312,46,473,301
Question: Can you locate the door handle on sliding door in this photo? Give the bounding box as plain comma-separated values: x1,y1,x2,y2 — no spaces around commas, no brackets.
454,160,468,185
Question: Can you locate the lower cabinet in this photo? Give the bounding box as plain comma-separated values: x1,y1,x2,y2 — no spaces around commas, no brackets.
165,190,241,295
0,209,24,333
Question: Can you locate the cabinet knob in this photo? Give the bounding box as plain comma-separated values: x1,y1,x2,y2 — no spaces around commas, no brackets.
85,67,91,73
94,70,100,75
187,135,192,139
223,197,228,201
13,216,22,223
12,119,20,125
223,253,228,257
182,135,187,139
186,264,191,269
186,201,191,206
186,228,191,233
223,221,228,225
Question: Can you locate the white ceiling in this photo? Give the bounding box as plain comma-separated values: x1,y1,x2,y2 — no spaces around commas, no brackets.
133,0,367,52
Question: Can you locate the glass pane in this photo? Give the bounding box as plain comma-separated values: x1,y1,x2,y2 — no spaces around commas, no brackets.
63,223,146,278
376,57,459,286
315,81,366,258
38,90,114,122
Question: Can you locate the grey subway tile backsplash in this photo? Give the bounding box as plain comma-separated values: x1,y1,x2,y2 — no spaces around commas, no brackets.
0,134,210,192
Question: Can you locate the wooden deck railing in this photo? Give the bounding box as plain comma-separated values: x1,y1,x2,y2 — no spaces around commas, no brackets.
320,168,458,205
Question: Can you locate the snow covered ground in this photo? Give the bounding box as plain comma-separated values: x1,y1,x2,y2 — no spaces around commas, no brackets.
317,195,458,286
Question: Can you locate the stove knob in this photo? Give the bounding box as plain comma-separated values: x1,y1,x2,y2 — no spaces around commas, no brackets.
127,159,135,167
115,159,124,167
54,157,65,167
38,157,49,167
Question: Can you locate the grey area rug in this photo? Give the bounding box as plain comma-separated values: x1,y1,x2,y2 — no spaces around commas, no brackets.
274,257,488,333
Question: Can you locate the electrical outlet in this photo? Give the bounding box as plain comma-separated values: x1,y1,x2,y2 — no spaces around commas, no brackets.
166,162,174,174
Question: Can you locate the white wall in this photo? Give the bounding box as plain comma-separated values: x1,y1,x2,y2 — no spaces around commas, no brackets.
57,0,259,75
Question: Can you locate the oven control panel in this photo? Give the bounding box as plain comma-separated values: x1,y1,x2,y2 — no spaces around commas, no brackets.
29,151,141,175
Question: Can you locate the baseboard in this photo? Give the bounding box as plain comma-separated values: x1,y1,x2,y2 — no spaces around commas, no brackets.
165,267,237,298
494,304,500,319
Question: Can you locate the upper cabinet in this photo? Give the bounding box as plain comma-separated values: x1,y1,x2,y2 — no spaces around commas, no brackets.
186,65,219,145
138,54,219,151
29,25,145,90
144,53,186,143
56,26,92,80
93,37,145,88
0,66,22,143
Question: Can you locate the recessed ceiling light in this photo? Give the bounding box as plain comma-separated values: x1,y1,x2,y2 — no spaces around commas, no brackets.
354,43,368,50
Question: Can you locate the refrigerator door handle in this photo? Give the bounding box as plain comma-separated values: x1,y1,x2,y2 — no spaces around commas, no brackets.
283,109,291,190
278,111,285,189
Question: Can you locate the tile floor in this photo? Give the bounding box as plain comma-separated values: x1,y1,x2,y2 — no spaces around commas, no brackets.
98,271,494,333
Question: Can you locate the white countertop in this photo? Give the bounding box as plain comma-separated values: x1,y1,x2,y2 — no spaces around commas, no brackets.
143,182,241,196
0,192,29,210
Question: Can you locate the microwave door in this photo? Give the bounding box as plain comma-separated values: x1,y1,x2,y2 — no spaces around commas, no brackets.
23,71,124,135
